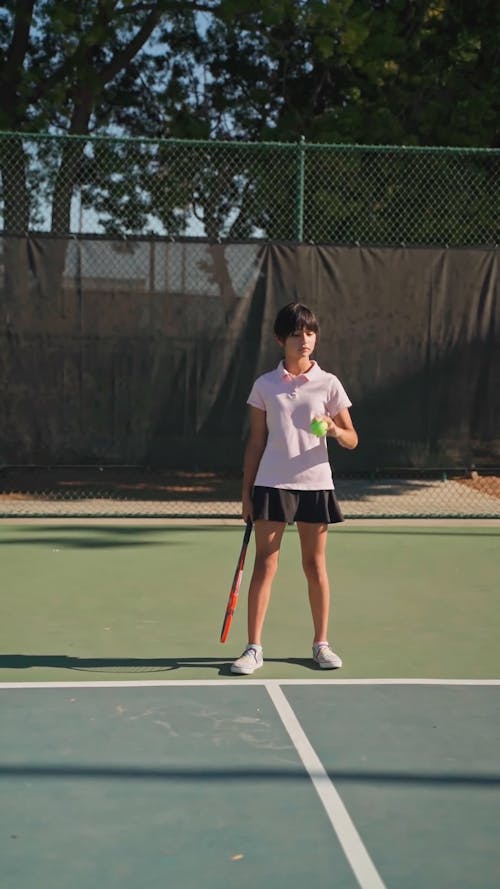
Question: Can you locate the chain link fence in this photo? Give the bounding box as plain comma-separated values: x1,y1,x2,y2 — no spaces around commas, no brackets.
1,131,498,244
1,132,499,518
0,467,499,520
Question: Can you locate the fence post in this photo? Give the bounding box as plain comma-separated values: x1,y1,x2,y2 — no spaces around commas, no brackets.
296,136,305,241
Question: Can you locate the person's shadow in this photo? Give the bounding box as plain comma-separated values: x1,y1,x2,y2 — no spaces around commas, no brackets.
0,654,318,676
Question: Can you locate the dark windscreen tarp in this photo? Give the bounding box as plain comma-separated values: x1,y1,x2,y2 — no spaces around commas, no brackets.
0,235,498,469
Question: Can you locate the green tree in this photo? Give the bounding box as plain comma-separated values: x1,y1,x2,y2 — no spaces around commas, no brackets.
0,0,209,232
0,0,216,295
0,0,498,243
155,0,498,240
190,0,499,148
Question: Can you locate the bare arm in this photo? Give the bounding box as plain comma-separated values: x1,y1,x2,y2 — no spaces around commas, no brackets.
241,406,268,520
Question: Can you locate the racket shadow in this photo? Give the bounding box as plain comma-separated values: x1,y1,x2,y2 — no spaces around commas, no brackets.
0,654,319,675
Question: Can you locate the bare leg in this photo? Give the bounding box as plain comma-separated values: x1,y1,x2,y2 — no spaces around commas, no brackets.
247,520,286,645
297,522,330,643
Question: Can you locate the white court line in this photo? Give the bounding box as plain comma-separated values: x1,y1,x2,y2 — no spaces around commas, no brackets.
0,678,499,689
267,682,387,889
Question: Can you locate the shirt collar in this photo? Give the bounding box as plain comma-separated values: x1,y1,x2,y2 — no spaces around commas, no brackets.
278,359,321,381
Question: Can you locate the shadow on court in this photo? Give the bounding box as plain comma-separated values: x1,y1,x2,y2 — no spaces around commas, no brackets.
0,763,498,788
0,526,185,549
0,654,318,675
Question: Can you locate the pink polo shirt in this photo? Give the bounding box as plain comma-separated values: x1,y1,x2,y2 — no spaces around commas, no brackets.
247,360,352,490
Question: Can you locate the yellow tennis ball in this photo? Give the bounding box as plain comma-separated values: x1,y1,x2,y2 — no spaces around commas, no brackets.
310,418,328,437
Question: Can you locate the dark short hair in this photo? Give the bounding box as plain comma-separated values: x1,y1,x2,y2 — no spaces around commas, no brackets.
273,303,320,341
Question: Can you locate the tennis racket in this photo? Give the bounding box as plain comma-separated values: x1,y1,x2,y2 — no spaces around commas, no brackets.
219,519,253,643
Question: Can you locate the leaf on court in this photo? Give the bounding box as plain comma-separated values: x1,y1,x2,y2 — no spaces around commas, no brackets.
230,853,244,861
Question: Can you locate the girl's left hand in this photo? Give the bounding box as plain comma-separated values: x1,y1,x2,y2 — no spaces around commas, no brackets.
313,414,337,437
317,408,359,450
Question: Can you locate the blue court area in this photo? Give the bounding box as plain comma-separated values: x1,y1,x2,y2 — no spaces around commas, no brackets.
1,680,499,889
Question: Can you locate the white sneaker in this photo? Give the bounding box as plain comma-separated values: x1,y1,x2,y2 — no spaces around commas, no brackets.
231,645,263,675
313,643,342,669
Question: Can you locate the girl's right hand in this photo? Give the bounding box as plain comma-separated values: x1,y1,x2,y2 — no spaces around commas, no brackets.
242,492,253,523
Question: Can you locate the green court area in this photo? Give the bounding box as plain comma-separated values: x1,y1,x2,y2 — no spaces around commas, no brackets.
1,521,499,888
0,522,499,681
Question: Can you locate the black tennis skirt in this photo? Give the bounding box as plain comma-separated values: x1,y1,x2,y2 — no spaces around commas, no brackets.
252,486,344,525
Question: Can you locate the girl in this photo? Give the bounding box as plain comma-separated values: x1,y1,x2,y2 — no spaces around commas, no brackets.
231,302,358,675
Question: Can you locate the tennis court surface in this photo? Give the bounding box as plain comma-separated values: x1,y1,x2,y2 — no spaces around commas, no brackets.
1,520,499,888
